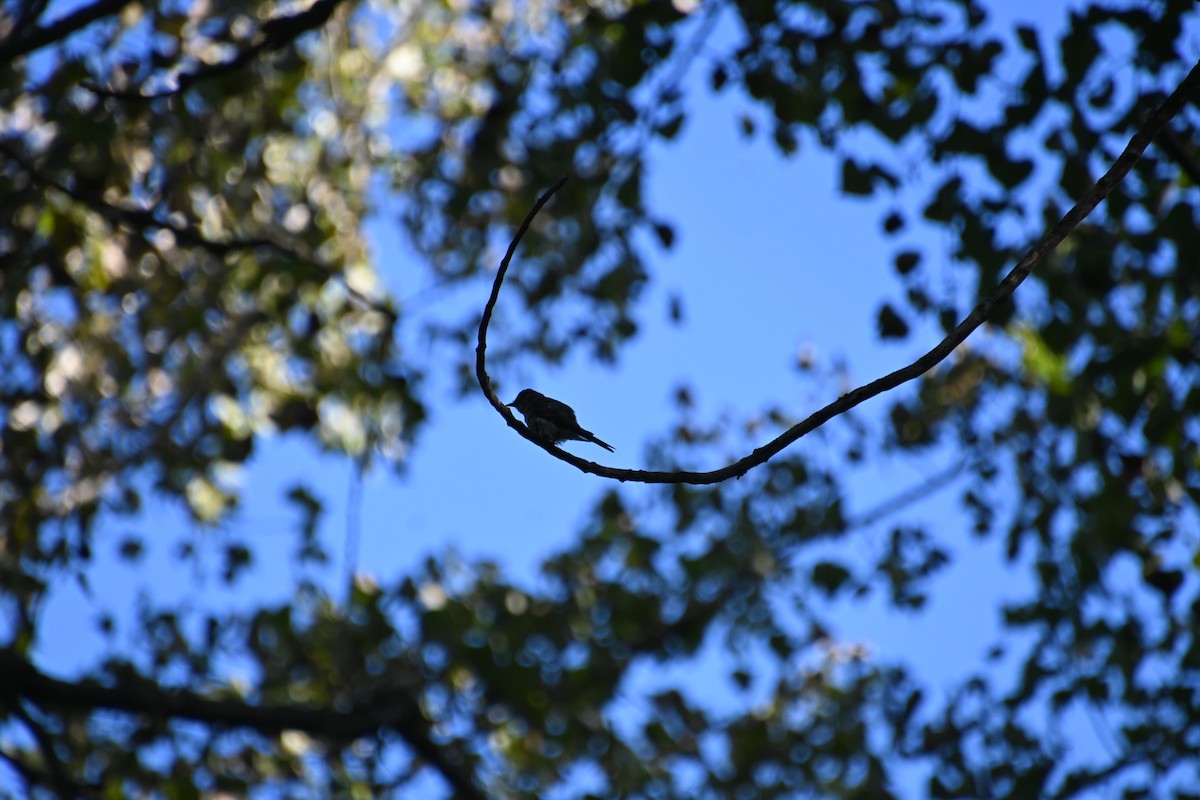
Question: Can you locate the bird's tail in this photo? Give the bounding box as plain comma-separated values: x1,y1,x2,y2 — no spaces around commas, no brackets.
584,431,615,452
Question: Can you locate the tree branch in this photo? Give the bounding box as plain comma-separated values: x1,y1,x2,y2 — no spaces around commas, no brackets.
0,749,47,799
0,0,134,61
2,0,53,47
81,0,346,101
476,61,1200,485
475,175,572,448
2,651,487,800
844,457,972,532
0,138,394,321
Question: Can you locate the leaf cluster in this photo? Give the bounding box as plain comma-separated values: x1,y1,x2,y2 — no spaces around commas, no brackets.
2,1,1199,798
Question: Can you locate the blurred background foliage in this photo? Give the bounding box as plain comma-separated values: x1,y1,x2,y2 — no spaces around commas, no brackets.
1,0,1199,797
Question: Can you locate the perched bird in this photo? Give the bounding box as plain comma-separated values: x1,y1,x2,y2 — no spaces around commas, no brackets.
507,389,614,452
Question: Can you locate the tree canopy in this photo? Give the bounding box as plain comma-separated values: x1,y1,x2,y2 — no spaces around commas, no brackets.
2,0,1199,797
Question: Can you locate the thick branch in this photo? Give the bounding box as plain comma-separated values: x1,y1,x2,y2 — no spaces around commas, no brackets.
82,0,346,101
0,0,134,61
3,0,52,47
0,138,393,320
477,61,1200,485
1,652,486,800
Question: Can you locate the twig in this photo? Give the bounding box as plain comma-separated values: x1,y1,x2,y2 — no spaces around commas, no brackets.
846,457,972,531
344,457,364,604
474,175,570,449
476,61,1200,484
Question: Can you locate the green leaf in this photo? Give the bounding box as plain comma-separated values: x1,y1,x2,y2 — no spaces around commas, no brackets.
118,537,145,562
842,158,874,196
1016,25,1039,52
878,303,910,339
657,112,685,140
1014,326,1071,395
996,156,1035,189
711,64,728,91
651,221,676,249
882,211,905,234
894,250,920,275
811,560,852,596
773,123,798,155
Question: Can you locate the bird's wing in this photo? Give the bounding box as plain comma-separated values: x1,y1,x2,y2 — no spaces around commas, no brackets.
542,396,579,425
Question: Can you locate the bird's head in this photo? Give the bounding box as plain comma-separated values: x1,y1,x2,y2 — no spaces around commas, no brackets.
506,388,542,414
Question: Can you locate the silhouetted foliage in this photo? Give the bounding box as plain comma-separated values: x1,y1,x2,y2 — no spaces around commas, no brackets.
1,1,1198,797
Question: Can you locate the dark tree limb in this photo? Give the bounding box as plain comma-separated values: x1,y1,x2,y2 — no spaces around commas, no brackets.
0,748,49,799
0,0,135,61
475,175,571,448
0,138,394,321
0,651,488,800
81,0,346,101
476,61,1200,485
3,0,52,46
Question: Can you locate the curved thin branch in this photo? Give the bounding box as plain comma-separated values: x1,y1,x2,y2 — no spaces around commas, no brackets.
477,61,1200,485
475,175,572,450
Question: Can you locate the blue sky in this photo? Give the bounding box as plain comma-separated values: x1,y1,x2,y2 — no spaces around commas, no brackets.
17,0,1139,795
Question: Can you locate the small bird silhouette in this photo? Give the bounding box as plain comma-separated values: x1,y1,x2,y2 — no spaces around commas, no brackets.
507,389,614,452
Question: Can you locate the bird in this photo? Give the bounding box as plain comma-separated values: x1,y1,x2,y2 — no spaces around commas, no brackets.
506,389,614,452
